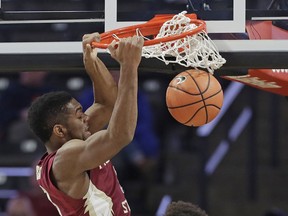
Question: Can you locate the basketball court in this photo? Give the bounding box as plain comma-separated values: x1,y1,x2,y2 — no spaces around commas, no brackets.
0,0,287,215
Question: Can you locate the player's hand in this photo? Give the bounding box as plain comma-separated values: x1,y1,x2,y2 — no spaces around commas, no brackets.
82,33,100,74
108,36,144,69
82,32,100,54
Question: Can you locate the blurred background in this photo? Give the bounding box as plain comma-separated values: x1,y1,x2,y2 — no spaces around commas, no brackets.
0,0,287,215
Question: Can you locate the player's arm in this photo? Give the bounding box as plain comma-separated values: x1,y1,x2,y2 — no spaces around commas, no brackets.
82,33,117,133
81,36,144,169
56,36,144,176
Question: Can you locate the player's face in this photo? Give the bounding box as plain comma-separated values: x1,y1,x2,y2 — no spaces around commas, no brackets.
63,99,91,140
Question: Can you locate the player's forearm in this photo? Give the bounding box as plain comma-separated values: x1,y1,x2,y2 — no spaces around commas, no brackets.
80,66,138,169
107,66,138,146
89,57,117,106
83,57,117,133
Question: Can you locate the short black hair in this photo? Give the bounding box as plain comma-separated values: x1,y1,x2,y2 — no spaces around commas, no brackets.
165,201,208,216
27,91,73,143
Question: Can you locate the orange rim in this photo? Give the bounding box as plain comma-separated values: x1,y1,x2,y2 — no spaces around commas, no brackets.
92,13,206,49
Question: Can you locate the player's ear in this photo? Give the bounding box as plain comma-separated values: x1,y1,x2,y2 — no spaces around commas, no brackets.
53,124,66,138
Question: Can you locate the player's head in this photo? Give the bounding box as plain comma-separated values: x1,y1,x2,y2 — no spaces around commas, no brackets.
28,91,74,143
165,201,208,216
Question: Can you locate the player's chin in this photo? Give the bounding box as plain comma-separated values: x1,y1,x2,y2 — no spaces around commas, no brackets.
83,131,92,140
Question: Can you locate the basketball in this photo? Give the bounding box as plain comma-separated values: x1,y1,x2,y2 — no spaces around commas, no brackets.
166,69,223,127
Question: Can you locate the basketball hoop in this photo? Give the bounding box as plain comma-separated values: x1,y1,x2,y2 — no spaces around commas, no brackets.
92,11,226,74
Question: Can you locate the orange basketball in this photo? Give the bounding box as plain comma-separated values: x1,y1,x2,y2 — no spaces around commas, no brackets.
166,69,223,127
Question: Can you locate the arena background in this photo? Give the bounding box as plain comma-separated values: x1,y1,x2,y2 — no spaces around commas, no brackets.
0,0,287,215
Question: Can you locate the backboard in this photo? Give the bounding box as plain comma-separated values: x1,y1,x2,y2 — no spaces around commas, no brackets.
0,0,287,75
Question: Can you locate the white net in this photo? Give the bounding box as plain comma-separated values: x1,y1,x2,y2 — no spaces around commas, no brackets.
141,11,226,74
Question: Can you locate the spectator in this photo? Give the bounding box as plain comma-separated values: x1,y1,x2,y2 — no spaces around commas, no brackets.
6,196,36,216
0,71,52,153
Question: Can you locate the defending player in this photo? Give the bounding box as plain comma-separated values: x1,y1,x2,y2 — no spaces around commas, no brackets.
27,33,144,215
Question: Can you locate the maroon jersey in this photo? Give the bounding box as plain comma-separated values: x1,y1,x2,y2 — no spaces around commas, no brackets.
36,152,131,216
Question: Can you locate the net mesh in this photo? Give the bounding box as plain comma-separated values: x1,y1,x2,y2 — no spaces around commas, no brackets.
141,11,226,74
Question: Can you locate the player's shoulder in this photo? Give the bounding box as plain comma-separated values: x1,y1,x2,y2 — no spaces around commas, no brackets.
52,140,86,179
59,139,85,152
53,139,86,164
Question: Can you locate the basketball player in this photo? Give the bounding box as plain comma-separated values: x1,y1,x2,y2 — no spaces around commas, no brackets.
165,201,208,216
27,33,144,215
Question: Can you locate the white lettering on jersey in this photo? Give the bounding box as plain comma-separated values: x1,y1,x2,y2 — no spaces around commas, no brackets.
121,200,131,213
36,165,42,180
98,160,110,170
